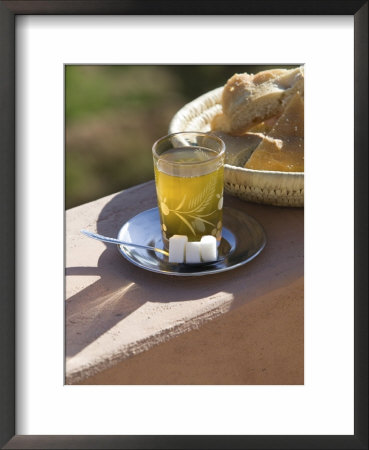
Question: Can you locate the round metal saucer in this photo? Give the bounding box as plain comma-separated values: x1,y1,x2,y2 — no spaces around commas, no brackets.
117,207,266,276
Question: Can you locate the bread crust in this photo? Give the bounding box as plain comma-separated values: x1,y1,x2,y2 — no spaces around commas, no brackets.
212,66,304,136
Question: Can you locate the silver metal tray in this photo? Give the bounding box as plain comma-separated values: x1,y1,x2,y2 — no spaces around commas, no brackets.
117,207,266,276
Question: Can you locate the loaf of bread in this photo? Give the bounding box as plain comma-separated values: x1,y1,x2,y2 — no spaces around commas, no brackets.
211,66,304,136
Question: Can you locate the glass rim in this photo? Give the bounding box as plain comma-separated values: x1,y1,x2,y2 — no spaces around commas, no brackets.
152,131,225,166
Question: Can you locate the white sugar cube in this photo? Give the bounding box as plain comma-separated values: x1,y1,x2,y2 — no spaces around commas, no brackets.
200,235,218,262
185,241,202,264
168,235,188,263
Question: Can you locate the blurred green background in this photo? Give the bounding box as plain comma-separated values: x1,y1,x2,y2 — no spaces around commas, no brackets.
65,65,295,209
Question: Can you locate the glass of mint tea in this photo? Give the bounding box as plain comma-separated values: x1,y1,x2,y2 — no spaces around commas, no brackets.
152,132,225,249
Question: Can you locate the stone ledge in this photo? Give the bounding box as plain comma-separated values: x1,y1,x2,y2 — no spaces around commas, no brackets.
66,181,303,384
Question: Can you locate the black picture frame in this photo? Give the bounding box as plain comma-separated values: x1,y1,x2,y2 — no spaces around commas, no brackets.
1,1,367,449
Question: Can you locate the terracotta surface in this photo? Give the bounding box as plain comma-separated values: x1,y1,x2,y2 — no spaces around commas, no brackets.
66,181,304,384
81,277,303,385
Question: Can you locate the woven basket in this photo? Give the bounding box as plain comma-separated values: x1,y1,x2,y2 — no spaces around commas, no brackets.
169,87,304,207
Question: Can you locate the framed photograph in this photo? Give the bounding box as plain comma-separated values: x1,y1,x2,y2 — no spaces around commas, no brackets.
1,1,367,449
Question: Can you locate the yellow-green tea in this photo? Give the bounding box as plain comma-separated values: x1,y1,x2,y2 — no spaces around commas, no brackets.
154,146,224,245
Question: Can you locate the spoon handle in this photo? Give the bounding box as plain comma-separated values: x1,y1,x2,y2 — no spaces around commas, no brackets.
80,230,169,256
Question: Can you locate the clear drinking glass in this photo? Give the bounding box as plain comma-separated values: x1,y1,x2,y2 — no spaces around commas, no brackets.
152,131,225,249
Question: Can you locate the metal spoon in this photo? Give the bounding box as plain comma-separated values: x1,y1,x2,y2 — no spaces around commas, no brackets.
81,229,169,256
80,229,225,265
